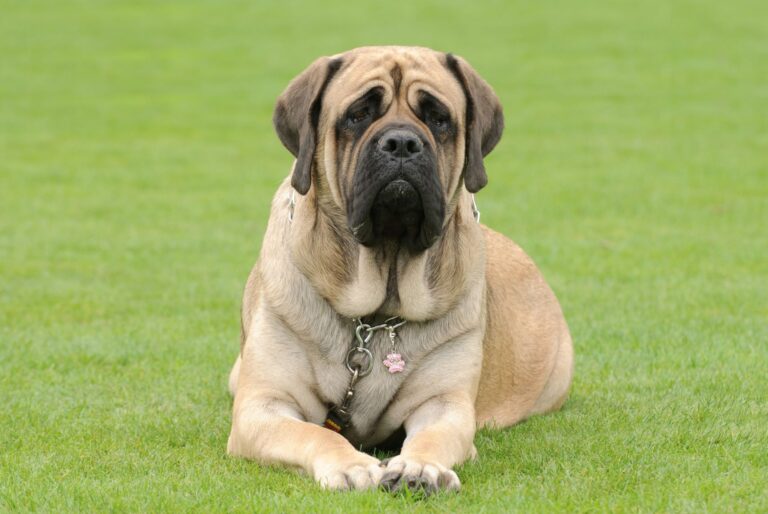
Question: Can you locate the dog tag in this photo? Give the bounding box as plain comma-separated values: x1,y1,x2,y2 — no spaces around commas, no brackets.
383,353,405,373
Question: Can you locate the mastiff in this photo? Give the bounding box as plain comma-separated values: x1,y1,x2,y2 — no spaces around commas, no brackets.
227,46,573,493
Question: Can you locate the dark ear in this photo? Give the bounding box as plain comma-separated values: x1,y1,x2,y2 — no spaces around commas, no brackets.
445,54,504,193
273,57,343,195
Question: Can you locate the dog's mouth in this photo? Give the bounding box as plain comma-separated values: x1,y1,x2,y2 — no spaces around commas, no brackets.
350,175,443,252
356,178,424,242
348,126,445,253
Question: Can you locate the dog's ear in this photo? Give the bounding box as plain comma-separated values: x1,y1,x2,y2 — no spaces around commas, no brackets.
273,57,343,195
446,54,504,193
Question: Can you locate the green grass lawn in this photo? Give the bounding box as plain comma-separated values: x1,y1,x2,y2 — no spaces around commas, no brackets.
1,0,766,512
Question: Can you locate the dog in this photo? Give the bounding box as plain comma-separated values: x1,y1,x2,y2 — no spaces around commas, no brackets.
227,46,573,493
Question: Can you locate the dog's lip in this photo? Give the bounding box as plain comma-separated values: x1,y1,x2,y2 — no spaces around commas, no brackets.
351,217,373,242
348,142,446,252
351,175,418,216
351,178,420,244
373,179,420,207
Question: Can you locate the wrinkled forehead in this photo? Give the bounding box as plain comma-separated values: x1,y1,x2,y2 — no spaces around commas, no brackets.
323,47,465,118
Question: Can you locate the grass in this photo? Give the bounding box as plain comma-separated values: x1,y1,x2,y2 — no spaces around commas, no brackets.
1,0,766,511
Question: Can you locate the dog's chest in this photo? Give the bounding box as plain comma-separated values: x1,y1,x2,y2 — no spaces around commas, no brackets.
310,328,422,442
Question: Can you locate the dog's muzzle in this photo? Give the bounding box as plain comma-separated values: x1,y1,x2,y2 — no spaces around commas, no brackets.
348,126,445,253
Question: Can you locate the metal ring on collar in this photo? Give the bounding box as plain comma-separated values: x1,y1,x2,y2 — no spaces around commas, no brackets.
355,324,373,346
346,347,374,377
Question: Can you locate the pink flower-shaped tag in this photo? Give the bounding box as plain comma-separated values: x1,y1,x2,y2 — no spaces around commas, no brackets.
383,353,406,373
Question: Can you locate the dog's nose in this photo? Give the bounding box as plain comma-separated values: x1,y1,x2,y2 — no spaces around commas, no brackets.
377,129,423,159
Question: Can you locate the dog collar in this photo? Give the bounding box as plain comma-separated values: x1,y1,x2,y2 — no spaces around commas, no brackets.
287,189,296,222
323,316,406,433
471,194,481,222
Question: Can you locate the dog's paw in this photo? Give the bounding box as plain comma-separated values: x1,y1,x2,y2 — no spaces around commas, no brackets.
379,456,460,495
314,453,383,491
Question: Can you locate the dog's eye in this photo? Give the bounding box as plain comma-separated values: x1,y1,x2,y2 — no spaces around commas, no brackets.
348,107,371,124
426,110,449,128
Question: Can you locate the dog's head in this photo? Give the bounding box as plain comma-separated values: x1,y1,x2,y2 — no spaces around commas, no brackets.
273,46,503,253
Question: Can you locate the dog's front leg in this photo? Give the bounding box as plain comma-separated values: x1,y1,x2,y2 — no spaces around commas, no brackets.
228,391,382,490
381,392,476,493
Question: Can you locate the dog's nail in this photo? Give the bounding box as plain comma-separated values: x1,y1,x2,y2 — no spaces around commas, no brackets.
380,472,401,491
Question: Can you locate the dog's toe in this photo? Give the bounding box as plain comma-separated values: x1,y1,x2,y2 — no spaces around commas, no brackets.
439,468,461,491
380,471,401,491
347,463,383,490
315,453,381,491
393,474,433,494
319,472,350,491
380,456,460,495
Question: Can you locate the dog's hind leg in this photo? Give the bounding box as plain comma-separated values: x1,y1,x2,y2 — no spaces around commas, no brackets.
530,329,573,416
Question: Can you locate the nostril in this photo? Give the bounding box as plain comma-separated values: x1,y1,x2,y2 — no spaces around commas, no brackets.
377,130,423,158
383,138,398,154
405,139,420,155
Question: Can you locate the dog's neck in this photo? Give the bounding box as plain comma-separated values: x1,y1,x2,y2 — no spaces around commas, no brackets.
288,185,485,322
